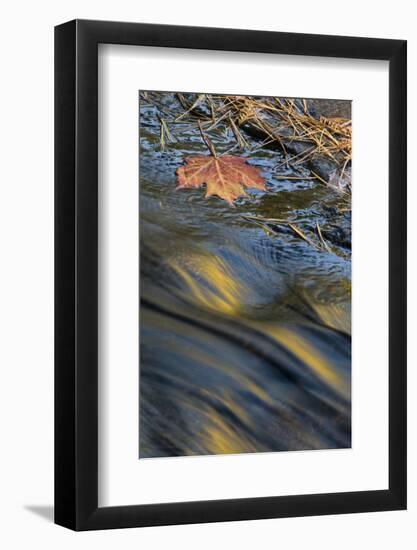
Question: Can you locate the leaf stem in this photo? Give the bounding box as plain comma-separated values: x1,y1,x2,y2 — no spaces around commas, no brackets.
197,120,218,158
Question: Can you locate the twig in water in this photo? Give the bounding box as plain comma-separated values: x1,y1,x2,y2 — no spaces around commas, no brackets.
288,223,320,250
316,222,332,253
243,215,320,251
175,94,207,121
273,175,317,181
158,116,175,151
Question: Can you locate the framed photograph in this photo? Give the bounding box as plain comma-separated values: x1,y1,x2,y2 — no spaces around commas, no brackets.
55,19,406,530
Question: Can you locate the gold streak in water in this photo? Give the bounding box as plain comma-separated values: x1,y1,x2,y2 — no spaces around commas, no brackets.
171,255,245,317
265,325,343,391
313,302,351,335
203,406,258,455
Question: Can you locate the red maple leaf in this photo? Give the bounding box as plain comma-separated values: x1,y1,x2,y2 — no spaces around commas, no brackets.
176,155,266,205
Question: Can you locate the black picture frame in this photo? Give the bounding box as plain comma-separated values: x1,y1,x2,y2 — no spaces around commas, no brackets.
55,19,407,531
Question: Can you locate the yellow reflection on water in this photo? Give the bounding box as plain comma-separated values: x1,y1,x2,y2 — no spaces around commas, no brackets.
313,302,351,335
171,255,245,316
203,405,257,455
265,326,342,391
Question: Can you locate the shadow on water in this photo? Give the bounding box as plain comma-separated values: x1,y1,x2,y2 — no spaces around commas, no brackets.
139,92,351,458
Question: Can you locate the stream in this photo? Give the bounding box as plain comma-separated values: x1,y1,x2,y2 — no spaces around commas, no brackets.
139,92,351,458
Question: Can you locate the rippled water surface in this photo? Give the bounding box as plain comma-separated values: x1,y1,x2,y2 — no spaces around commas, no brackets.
139,92,351,458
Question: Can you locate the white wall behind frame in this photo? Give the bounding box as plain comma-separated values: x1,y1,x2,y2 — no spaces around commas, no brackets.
0,1,415,549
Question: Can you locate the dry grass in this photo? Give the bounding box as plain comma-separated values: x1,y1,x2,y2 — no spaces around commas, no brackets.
212,95,351,166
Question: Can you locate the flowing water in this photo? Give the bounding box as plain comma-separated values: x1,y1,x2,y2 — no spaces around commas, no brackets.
139,93,351,458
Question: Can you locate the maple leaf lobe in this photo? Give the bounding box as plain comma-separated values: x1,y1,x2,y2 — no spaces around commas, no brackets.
176,155,265,205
